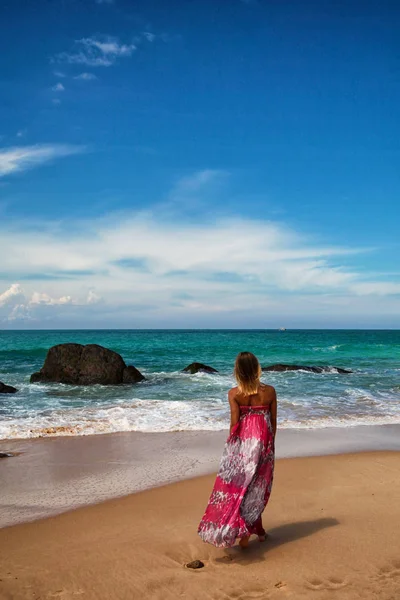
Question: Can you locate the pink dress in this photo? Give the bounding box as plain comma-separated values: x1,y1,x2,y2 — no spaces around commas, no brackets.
198,405,275,548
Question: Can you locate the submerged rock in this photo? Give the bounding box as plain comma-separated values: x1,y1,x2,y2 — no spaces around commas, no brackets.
262,364,352,374
0,452,14,458
0,382,18,394
182,362,218,374
30,343,145,385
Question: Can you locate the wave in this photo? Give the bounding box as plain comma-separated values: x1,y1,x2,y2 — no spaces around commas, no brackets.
1,397,400,440
312,345,343,352
280,415,400,429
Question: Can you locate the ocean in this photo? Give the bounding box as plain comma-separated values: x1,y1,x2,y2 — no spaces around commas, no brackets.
0,329,399,440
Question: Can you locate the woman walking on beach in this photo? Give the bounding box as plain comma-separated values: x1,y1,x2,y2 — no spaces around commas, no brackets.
198,352,277,549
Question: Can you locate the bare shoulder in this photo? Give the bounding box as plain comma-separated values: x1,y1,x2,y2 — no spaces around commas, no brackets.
260,383,277,399
228,386,239,401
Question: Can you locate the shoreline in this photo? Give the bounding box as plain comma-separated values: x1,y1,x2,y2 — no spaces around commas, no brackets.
1,423,400,529
1,451,399,599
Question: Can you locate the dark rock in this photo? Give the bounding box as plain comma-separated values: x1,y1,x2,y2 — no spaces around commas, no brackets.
0,382,18,394
262,364,352,374
123,365,146,383
182,362,218,374
0,452,14,458
30,343,145,385
186,560,205,569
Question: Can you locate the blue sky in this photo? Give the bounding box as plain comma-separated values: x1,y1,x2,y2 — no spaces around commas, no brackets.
0,0,399,328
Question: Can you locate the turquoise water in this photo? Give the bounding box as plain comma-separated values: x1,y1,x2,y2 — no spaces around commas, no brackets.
0,329,399,439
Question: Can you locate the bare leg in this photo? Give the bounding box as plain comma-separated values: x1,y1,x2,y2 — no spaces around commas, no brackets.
239,536,250,549
254,516,268,542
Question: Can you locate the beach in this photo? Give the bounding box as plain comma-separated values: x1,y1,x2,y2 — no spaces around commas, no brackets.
1,424,400,528
1,329,400,598
1,427,400,600
1,446,399,600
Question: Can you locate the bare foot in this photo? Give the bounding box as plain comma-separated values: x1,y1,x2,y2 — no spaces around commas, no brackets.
258,534,268,542
239,536,250,549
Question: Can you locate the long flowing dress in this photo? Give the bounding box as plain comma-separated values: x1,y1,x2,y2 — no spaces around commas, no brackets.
198,405,275,548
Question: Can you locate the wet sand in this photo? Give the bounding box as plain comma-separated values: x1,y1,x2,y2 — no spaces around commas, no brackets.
1,423,400,528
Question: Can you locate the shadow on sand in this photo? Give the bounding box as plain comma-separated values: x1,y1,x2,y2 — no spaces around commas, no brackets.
216,517,339,565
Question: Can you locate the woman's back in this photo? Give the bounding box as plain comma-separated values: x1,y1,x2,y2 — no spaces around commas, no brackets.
230,383,276,408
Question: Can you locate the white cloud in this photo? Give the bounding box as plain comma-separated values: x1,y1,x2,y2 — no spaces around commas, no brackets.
74,72,97,81
52,82,65,92
0,284,25,307
16,130,26,138
81,37,134,57
53,71,66,78
30,292,73,306
0,171,398,326
56,36,136,67
0,144,84,177
350,282,400,295
9,303,31,321
0,284,95,322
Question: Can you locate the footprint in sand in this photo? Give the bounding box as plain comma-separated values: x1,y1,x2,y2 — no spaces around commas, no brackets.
305,577,348,591
274,581,288,591
368,560,400,599
377,560,400,581
47,590,84,598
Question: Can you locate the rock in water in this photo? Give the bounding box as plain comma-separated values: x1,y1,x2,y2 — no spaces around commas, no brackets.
0,452,14,458
262,364,352,374
0,382,18,394
30,343,145,385
123,365,146,383
182,362,218,374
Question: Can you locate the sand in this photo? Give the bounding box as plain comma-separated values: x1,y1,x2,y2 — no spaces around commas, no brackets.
0,451,399,600
1,424,400,528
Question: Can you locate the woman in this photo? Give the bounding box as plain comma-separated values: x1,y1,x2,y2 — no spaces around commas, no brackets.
198,351,277,549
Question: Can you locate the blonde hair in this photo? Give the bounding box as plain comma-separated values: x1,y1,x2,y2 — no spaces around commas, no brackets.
234,351,262,396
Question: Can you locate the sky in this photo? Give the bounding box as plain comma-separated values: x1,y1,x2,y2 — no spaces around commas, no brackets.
0,0,399,329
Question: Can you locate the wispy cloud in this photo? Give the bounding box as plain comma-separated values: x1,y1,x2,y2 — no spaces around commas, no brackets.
172,169,227,195
95,0,114,3
1,171,398,326
87,289,102,304
0,144,85,177
74,72,97,81
143,32,156,42
52,82,65,92
159,169,229,216
53,71,66,78
56,36,136,67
